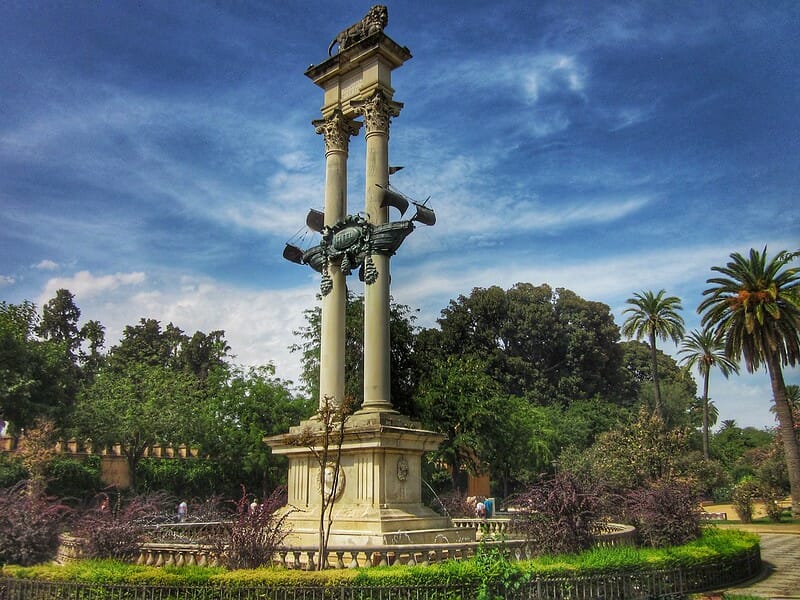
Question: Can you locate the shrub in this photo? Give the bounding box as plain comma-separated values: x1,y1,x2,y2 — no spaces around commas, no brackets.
45,455,103,502
0,480,72,566
0,454,27,488
509,472,600,556
731,478,760,523
137,457,228,498
73,490,171,559
760,485,786,522
216,486,291,570
625,478,701,548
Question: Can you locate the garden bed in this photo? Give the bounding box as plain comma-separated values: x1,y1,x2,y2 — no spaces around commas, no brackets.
1,528,761,599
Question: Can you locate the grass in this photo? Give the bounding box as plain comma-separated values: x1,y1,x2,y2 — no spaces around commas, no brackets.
1,528,759,587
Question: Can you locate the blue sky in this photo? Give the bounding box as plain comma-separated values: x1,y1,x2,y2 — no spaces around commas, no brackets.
1,1,797,429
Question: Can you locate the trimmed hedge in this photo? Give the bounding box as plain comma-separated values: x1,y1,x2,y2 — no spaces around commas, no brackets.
2,528,758,590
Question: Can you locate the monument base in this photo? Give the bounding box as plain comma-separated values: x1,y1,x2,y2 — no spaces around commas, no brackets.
266,410,463,546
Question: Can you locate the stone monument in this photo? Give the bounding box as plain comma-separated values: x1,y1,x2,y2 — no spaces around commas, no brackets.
267,6,454,546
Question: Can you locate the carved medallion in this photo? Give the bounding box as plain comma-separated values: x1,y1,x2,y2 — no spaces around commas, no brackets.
396,456,409,482
319,462,346,502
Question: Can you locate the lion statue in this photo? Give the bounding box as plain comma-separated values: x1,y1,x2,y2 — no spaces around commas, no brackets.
328,5,389,56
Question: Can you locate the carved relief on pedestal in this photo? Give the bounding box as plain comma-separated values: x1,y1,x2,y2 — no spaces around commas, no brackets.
396,455,409,482
319,462,346,503
314,110,361,154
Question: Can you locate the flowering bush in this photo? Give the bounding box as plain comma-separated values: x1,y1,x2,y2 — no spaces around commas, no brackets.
625,479,701,548
0,480,71,566
217,486,291,569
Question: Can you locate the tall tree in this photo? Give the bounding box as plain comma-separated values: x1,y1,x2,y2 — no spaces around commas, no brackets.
79,319,106,378
699,247,800,516
108,318,188,370
621,289,685,419
197,364,313,497
36,289,82,361
72,362,202,491
678,329,740,459
434,283,623,405
0,301,76,433
416,354,505,491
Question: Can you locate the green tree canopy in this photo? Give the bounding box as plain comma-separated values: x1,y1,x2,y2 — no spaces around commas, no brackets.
431,283,624,405
197,364,314,497
36,288,82,361
0,301,76,434
72,362,203,491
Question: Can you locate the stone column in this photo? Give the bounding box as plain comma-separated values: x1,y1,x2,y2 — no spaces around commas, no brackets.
355,92,402,413
313,110,360,411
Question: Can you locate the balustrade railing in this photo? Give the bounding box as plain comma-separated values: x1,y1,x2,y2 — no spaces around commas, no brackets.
60,518,636,570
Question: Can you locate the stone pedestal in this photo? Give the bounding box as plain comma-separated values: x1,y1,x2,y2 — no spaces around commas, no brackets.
266,411,453,545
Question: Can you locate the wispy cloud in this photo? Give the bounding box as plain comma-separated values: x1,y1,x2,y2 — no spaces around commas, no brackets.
34,259,59,271
0,275,15,288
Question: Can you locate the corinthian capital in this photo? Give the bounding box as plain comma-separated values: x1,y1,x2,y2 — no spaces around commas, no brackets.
313,110,361,154
352,91,403,136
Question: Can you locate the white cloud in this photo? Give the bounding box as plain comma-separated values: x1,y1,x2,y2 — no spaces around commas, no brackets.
40,271,146,303
34,259,59,271
0,275,15,287
36,270,316,386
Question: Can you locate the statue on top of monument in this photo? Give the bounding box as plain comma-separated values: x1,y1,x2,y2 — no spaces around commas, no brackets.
328,5,389,56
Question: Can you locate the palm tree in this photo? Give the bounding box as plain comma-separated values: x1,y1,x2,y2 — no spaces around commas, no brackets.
699,247,800,516
622,289,685,419
679,329,740,459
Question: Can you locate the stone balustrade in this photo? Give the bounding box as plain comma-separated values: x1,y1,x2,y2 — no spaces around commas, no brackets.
59,519,636,570
452,516,635,546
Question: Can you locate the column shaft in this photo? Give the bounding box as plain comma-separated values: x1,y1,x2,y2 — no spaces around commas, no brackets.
358,93,401,413
315,112,358,411
319,150,347,410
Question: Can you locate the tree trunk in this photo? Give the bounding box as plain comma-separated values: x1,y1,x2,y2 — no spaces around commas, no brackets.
767,352,800,517
701,370,710,460
649,331,663,420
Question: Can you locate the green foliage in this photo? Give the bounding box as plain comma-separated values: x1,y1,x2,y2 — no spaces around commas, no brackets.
0,300,77,433
197,364,313,498
136,457,223,499
566,408,693,493
36,288,82,362
0,481,72,566
699,247,800,515
0,529,759,594
416,354,505,490
679,328,740,459
72,362,203,491
431,284,625,406
45,455,103,501
0,454,27,488
731,477,761,523
621,289,685,418
292,293,419,414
